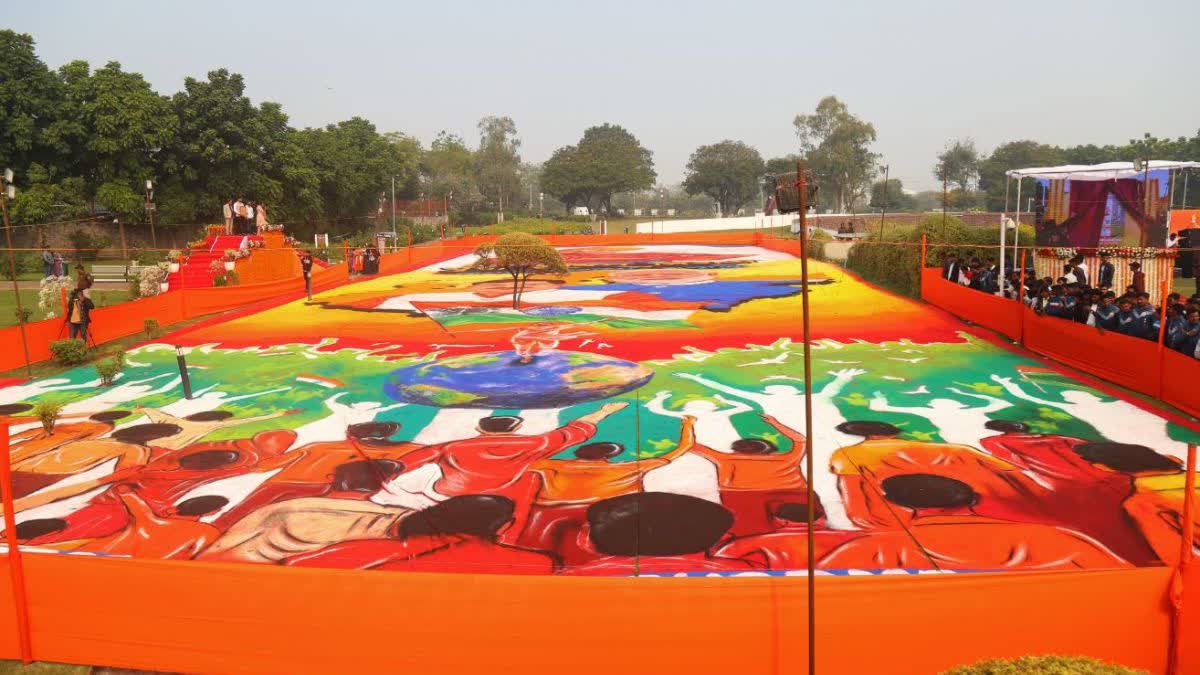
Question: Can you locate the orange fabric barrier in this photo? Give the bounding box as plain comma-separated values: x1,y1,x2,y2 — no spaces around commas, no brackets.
1162,349,1200,420
0,553,1171,674
1021,306,1161,395
1170,209,1200,234
920,269,1021,340
921,267,1200,419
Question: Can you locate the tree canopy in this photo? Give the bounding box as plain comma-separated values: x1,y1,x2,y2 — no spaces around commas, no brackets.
934,138,981,191
682,140,765,216
794,96,879,213
473,232,568,308
540,124,655,214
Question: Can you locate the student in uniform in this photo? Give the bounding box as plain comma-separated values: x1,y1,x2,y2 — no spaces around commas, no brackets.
1176,308,1200,357
1164,305,1186,350
1131,293,1159,340
1097,251,1116,288
1115,297,1139,337
1088,292,1120,330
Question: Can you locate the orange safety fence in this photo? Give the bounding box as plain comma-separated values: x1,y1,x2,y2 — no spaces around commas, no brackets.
919,268,1200,421
0,548,1177,674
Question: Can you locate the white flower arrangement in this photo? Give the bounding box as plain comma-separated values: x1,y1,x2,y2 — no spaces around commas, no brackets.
38,275,73,319
1096,246,1171,260
138,264,166,297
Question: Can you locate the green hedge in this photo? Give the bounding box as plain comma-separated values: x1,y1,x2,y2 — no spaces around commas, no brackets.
844,215,1034,298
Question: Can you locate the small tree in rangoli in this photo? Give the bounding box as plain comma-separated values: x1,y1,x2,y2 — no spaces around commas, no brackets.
473,233,568,309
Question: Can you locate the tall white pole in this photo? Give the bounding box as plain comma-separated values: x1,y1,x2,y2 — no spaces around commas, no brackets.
1011,177,1022,294
391,176,396,246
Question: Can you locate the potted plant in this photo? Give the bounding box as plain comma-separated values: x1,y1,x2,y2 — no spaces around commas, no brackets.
167,250,182,273
224,249,238,271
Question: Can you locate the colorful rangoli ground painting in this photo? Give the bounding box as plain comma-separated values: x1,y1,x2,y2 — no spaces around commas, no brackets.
4,244,1199,576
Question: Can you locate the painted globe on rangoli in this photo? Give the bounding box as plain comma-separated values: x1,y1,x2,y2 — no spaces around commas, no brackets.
384,350,653,409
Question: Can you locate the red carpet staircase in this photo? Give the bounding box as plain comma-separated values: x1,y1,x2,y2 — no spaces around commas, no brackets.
167,234,262,289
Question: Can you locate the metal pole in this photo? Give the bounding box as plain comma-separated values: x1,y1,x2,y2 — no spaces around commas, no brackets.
1014,178,1023,284
878,164,889,239
1,175,32,376
391,176,397,241
795,161,816,675
0,424,33,664
1143,159,1152,248
175,345,193,400
941,174,948,237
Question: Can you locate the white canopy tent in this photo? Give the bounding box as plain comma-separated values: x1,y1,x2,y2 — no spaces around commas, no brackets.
997,160,1200,296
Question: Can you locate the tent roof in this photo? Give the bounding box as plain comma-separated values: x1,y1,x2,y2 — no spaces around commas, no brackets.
1005,160,1200,181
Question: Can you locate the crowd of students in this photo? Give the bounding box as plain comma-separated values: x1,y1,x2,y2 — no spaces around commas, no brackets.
941,250,1200,358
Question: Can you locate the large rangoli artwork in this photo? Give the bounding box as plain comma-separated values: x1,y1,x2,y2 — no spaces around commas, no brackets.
3,244,1198,575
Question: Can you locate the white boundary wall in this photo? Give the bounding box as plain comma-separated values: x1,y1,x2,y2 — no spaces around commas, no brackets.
635,214,799,234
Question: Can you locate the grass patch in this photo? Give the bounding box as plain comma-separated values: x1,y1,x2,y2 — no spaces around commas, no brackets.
0,312,219,380
0,662,90,675
941,655,1145,674
0,289,133,328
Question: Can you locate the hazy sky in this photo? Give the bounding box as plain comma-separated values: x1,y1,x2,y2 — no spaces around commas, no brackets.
8,0,1198,191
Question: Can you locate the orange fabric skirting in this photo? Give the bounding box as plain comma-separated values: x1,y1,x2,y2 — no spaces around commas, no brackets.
0,553,1177,674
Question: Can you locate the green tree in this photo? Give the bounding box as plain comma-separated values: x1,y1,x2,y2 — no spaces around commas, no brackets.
682,141,766,216
573,124,656,213
977,141,1064,211
934,138,981,191
540,145,591,214
45,60,175,206
476,116,522,213
473,232,568,309
794,96,879,213
295,118,421,227
422,131,477,200
869,178,916,211
0,30,63,178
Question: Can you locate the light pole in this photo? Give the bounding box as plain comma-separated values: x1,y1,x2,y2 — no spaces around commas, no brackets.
144,179,157,249
878,164,890,239
391,176,397,245
539,192,544,218
1,169,32,376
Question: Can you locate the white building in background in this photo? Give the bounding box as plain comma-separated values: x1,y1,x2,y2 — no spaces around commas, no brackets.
666,209,676,216
616,208,626,216
632,208,643,216
649,209,658,216
572,206,590,216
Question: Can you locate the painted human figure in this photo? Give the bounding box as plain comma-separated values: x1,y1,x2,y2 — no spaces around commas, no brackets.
676,368,865,530
688,414,810,536
520,417,696,562
58,374,181,416
133,405,298,450
645,390,751,451
371,403,628,542
563,492,757,575
283,495,557,575
72,487,224,559
819,474,1131,571
713,502,861,570
977,422,1159,565
830,421,1045,530
122,385,289,428
867,387,1012,449
511,322,591,364
287,392,407,450
0,376,102,407
213,421,424,528
196,496,413,564
990,375,1185,457
1066,441,1200,565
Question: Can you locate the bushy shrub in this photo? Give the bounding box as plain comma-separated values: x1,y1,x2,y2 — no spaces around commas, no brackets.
49,338,88,365
844,214,1034,298
13,306,32,324
32,399,64,435
0,252,42,280
95,351,126,386
941,655,1144,674
68,228,112,262
144,318,161,338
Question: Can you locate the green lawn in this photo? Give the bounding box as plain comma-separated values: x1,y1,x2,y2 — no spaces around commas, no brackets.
0,288,133,328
